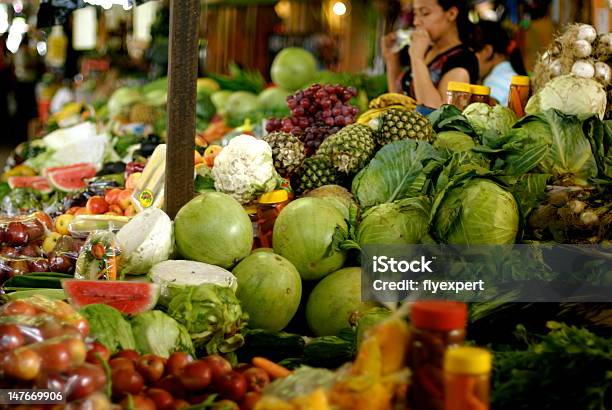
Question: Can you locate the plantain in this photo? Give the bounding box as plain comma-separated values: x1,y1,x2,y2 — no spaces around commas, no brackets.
369,93,416,110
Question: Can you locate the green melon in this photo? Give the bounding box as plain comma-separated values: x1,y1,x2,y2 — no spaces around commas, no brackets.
174,192,253,269
270,48,317,91
305,267,378,336
273,198,347,281
232,252,302,331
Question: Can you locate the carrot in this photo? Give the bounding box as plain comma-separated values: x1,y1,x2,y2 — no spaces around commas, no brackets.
252,357,291,379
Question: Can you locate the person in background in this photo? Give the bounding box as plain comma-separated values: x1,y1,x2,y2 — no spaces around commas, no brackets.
470,20,527,105
382,0,479,110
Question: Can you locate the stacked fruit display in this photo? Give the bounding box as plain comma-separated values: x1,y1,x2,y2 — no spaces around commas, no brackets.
0,297,111,408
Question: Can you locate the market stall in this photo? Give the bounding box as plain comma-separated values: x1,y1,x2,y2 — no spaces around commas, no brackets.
0,0,610,409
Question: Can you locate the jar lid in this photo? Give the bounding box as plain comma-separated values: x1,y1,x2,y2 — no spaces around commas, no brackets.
259,190,289,204
511,75,530,86
471,85,490,95
411,301,467,331
444,346,492,375
447,82,472,93
244,204,258,214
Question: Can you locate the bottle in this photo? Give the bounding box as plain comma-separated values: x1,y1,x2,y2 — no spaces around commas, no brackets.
507,75,530,117
256,190,291,248
470,85,491,105
445,82,472,110
409,301,468,410
444,347,492,410
46,25,68,68
244,204,261,250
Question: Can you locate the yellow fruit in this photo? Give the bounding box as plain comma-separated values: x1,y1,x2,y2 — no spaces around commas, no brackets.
55,214,74,236
125,172,142,191
42,232,62,254
197,78,220,93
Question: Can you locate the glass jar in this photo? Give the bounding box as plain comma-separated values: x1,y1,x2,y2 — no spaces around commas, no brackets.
470,85,491,105
409,301,468,410
445,82,472,110
256,190,290,248
444,347,492,410
244,204,261,249
507,75,530,118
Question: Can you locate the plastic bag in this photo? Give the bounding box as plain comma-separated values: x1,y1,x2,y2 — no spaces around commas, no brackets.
75,231,122,280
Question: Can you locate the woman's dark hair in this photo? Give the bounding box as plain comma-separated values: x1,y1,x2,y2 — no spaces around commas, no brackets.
438,0,472,43
469,20,527,75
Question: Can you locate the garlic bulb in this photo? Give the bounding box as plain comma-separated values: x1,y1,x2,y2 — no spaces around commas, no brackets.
571,60,595,79
550,59,563,77
574,40,593,58
595,62,612,84
576,24,597,44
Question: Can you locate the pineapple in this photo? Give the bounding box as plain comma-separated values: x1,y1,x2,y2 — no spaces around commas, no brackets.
263,132,306,177
376,108,433,146
295,155,343,194
317,124,376,174
129,104,159,124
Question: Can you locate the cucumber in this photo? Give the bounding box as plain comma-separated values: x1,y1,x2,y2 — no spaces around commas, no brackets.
304,336,356,368
238,329,305,363
2,272,73,290
5,289,66,300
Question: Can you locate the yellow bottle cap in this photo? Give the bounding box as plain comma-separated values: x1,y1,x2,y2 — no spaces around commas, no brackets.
511,75,530,86
259,190,289,204
444,347,492,375
244,204,258,214
447,81,472,93
471,85,491,96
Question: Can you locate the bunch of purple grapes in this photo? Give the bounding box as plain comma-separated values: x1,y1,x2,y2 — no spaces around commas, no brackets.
266,84,359,155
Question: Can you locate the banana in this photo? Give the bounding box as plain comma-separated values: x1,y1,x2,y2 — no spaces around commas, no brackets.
357,105,411,125
368,93,416,110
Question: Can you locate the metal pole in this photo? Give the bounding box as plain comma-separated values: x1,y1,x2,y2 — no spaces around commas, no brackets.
164,0,200,218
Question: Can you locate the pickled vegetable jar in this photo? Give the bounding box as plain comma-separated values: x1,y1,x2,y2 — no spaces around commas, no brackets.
470,85,491,105
444,347,492,410
507,75,530,117
445,82,472,110
409,301,468,410
256,190,291,248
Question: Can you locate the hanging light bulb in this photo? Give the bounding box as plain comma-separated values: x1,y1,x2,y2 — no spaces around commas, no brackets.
332,1,347,16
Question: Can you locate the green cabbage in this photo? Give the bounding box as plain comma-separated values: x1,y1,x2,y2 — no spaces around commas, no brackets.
357,197,431,246
433,131,476,152
432,179,519,245
502,109,598,185
463,103,517,139
526,75,607,120
351,139,446,208
130,310,194,358
167,284,248,355
79,304,136,354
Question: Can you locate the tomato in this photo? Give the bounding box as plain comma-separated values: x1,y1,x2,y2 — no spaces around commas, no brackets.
146,388,175,410
104,188,123,206
117,190,133,211
35,372,67,392
66,363,107,401
215,371,247,402
0,324,25,352
172,399,191,410
109,357,135,372
114,349,140,361
2,300,37,316
86,342,110,365
242,367,270,392
28,259,50,273
86,196,109,215
4,347,41,380
178,360,212,391
108,204,123,215
112,368,144,397
20,243,41,257
48,254,73,273
202,354,232,383
90,243,106,260
38,342,72,374
0,246,19,258
120,395,156,410
212,399,240,410
64,338,87,367
166,351,193,376
240,392,262,410
188,393,212,405
154,376,186,399
7,222,29,246
24,220,45,242
136,354,165,383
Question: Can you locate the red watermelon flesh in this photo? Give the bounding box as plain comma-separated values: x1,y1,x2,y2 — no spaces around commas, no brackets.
8,176,52,193
42,163,95,177
62,280,159,315
47,163,98,192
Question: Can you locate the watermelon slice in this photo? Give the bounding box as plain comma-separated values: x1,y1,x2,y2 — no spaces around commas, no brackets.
46,163,98,192
62,280,159,315
8,176,52,193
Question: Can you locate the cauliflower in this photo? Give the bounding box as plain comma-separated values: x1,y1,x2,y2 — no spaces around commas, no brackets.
212,134,279,204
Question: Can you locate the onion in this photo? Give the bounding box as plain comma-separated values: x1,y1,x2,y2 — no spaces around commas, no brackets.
571,60,595,79
568,200,587,214
595,62,612,84
598,33,612,55
576,24,597,44
549,59,563,77
541,51,552,64
573,40,593,58
580,211,599,226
